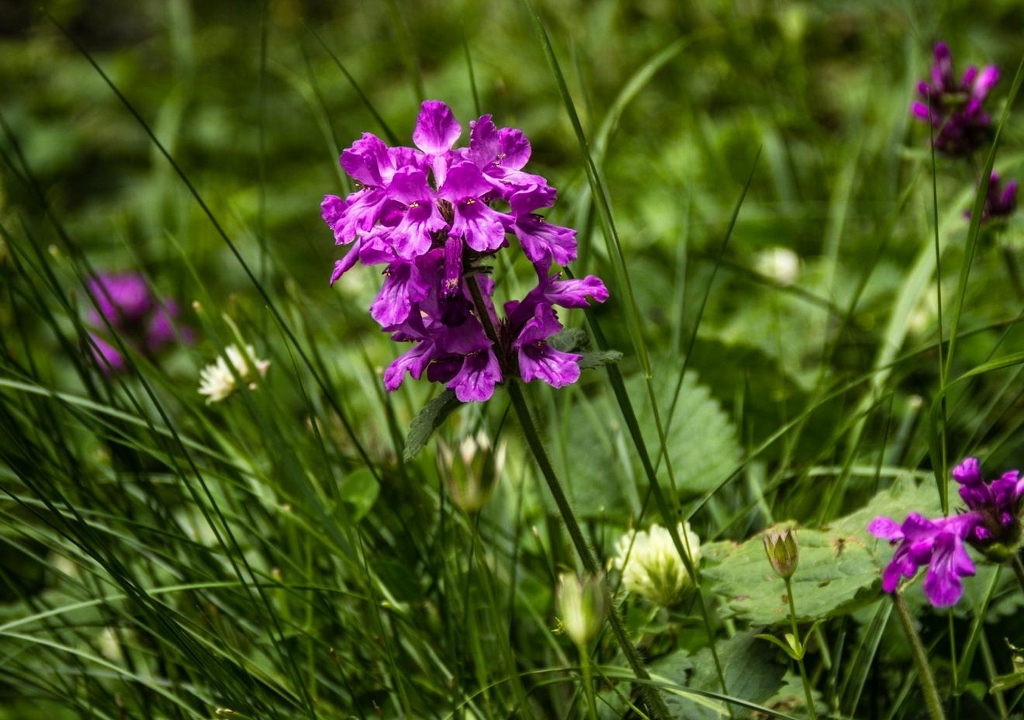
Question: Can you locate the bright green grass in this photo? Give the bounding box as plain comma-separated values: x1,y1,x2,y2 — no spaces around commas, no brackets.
3,1,1024,718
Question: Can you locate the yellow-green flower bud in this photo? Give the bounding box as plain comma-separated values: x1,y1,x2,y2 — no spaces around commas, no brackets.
763,528,800,580
557,572,606,648
437,432,506,514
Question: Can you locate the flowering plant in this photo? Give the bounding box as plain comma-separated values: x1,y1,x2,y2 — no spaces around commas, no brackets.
911,41,999,157
85,272,192,373
870,457,1024,606
322,100,608,402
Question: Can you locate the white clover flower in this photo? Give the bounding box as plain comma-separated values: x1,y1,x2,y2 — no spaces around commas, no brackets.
609,522,702,607
198,344,270,404
754,246,801,286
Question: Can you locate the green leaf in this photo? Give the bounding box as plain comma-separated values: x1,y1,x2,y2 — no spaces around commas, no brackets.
631,363,742,498
553,361,740,518
338,468,379,522
651,631,787,719
754,632,800,660
403,390,461,460
548,327,590,352
703,527,878,625
577,349,623,370
704,475,949,625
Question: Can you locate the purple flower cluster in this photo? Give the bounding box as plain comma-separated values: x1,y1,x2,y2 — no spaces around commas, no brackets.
85,272,192,373
911,41,999,157
973,171,1019,223
322,100,608,402
869,458,1024,607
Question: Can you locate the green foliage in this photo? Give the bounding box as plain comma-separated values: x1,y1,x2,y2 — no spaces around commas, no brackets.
2,0,1024,718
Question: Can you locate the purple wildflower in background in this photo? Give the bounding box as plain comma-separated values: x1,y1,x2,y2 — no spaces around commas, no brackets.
870,457,1024,606
911,41,999,157
85,272,192,372
965,171,1019,223
322,100,608,402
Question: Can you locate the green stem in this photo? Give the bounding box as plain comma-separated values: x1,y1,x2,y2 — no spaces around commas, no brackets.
893,589,946,720
580,647,599,720
463,275,668,718
784,577,818,720
506,381,671,720
1012,556,1024,597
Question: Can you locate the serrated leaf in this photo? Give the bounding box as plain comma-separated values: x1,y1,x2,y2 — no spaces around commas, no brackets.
631,363,742,498
403,390,461,460
553,360,740,518
702,527,878,625
703,475,954,625
548,327,590,353
577,349,623,370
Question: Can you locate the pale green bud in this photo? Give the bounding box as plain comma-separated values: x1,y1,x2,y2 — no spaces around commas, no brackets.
557,572,606,647
437,432,506,513
763,528,800,579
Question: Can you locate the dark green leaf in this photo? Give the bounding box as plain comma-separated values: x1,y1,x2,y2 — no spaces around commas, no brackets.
548,327,590,353
577,349,623,370
403,390,461,461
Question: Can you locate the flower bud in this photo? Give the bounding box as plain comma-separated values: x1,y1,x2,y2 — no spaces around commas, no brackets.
763,528,800,580
557,572,606,648
437,431,506,513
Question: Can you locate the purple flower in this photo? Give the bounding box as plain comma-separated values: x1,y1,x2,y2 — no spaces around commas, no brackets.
911,41,999,157
869,512,979,607
85,272,192,372
323,101,609,402
953,457,1024,557
870,456,1024,606
965,172,1018,224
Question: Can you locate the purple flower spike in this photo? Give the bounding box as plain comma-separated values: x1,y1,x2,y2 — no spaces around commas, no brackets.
323,100,610,401
85,272,192,373
912,41,999,157
952,457,1024,557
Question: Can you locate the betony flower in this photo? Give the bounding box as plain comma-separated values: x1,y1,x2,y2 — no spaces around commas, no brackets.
965,171,1019,224
322,100,608,402
85,272,192,373
953,457,1024,559
870,456,1024,606
911,41,999,157
869,512,978,607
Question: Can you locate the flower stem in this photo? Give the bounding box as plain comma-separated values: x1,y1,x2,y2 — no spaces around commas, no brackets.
1012,555,1024,597
892,588,947,720
505,380,671,720
784,577,818,720
579,647,599,720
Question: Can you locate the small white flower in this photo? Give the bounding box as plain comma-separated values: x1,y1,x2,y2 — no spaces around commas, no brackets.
754,246,801,286
198,344,270,404
609,522,701,607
